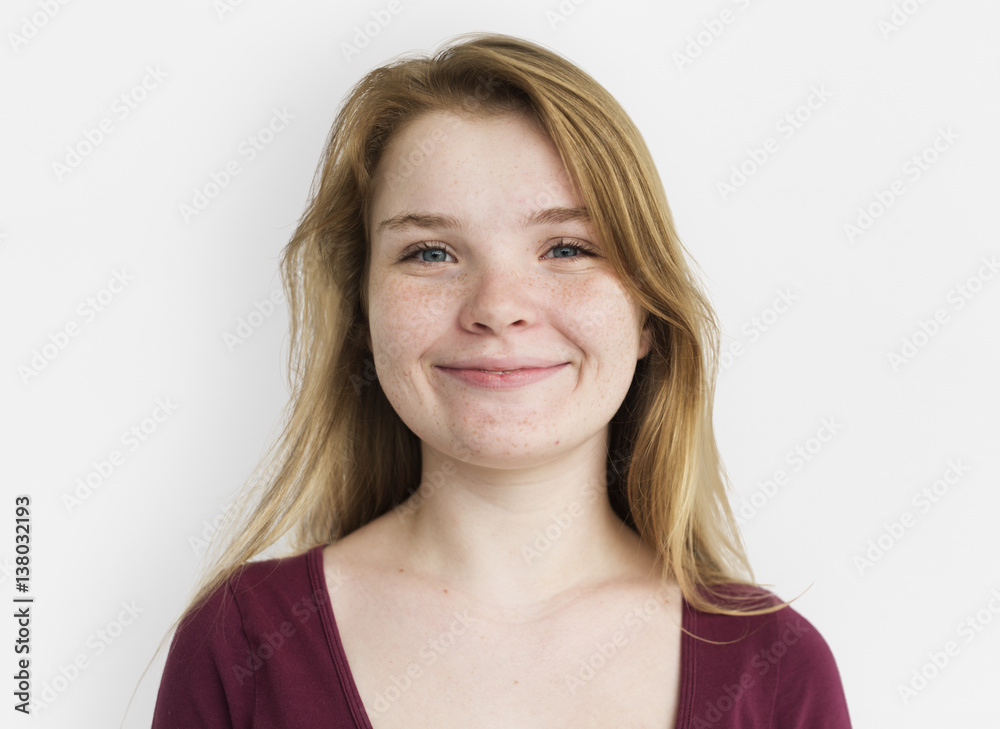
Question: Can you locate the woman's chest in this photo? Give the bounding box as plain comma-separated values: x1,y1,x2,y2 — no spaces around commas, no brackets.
329,578,683,729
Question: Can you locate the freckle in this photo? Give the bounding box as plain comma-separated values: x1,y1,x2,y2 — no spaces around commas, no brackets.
443,588,449,594
399,568,404,573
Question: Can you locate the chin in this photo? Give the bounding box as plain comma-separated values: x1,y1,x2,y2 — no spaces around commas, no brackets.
433,434,569,467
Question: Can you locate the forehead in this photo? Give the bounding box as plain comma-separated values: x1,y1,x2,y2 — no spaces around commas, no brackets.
369,110,582,233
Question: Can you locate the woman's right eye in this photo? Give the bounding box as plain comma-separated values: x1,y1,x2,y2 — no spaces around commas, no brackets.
398,242,454,264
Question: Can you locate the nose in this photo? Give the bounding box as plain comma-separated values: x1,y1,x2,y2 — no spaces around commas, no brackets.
459,261,536,335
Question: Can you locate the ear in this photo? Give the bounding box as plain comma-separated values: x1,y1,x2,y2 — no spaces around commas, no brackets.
638,323,652,360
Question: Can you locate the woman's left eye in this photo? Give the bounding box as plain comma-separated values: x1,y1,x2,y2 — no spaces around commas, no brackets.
544,239,598,259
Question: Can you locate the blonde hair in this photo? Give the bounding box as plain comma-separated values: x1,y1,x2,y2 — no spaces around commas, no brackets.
146,33,790,700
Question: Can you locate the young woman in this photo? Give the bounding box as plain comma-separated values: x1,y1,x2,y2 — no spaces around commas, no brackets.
150,33,851,728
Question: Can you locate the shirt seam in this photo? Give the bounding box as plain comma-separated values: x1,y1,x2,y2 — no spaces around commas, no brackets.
676,602,696,728
768,614,781,729
227,574,258,727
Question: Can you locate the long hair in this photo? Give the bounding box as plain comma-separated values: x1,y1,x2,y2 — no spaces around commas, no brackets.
163,32,787,669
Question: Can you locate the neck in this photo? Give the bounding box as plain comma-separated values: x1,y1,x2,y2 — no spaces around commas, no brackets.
390,435,662,611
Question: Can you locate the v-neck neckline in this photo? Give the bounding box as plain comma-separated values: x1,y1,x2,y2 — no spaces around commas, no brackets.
306,543,696,728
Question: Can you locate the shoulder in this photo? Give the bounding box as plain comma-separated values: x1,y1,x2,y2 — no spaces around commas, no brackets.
682,584,852,728
685,583,812,643
152,545,342,727
166,547,323,661
227,546,328,617
177,546,323,641
684,583,844,675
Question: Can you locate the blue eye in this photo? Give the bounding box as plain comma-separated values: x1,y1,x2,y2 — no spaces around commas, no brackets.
414,246,450,263
394,243,453,264
545,240,598,259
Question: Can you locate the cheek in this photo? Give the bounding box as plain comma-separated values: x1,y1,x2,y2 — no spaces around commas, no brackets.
562,279,641,356
367,276,444,368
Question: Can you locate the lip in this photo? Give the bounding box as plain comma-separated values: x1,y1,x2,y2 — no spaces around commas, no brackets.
439,357,567,370
436,363,569,390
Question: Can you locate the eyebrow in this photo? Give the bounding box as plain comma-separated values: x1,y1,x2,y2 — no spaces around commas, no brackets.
375,206,591,235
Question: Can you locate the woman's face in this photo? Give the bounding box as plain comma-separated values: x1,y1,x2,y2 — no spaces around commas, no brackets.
365,109,650,467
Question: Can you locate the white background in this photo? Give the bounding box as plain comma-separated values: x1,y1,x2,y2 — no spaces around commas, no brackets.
2,0,998,726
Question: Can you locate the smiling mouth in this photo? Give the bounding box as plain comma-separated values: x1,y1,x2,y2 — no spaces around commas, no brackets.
436,363,569,390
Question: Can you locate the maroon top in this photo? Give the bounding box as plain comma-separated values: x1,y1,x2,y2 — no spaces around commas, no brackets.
151,544,852,728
